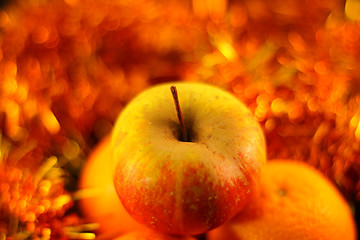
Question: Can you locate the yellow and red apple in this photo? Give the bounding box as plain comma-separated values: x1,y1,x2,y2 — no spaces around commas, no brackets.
78,136,146,239
112,82,266,235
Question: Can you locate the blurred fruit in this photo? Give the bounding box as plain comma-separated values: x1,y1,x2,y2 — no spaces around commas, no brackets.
208,159,357,240
78,136,146,239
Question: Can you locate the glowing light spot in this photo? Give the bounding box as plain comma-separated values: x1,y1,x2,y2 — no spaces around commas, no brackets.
65,232,96,240
38,180,52,197
3,77,17,95
64,223,100,233
345,0,360,21
215,39,237,61
41,228,51,238
40,109,60,135
4,101,23,140
271,98,286,115
255,105,267,121
52,195,72,210
350,113,360,128
32,26,50,44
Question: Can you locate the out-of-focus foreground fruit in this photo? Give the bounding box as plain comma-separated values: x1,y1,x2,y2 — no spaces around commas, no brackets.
78,137,146,239
208,159,357,240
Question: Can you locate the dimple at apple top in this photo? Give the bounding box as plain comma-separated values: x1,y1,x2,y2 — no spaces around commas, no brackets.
0,0,359,238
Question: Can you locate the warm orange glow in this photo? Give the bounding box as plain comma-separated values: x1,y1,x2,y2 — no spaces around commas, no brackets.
215,38,237,61
0,0,359,238
40,109,60,135
355,122,360,140
345,0,360,21
271,98,286,116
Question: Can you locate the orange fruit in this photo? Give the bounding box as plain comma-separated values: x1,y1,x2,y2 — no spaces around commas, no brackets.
78,136,146,239
208,159,357,240
114,229,197,240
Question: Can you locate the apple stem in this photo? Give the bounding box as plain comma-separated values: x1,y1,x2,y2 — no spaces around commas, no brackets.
170,85,188,142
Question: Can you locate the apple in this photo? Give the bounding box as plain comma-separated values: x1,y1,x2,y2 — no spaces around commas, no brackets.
114,229,197,240
112,82,266,235
78,136,146,239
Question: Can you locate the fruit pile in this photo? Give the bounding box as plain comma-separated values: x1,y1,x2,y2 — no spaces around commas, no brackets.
0,0,359,239
79,83,357,239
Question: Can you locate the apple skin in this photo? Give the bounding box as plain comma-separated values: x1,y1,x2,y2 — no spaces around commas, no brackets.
112,82,266,235
78,136,146,239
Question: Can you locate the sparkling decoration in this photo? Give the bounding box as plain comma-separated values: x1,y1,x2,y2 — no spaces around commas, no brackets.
0,135,96,239
0,0,359,238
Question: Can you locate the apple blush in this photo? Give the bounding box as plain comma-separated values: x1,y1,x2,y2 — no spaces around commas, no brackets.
112,82,266,235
